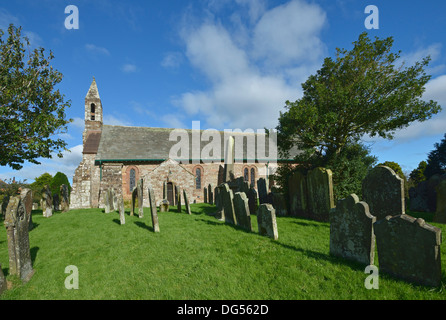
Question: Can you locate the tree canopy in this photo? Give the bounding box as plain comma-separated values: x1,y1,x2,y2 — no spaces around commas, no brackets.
424,133,446,179
0,24,72,170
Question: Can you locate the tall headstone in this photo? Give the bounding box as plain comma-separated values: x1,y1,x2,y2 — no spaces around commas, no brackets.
247,186,258,215
306,167,334,222
20,189,33,231
233,192,252,231
221,183,236,225
257,204,278,240
137,179,144,218
329,194,376,265
4,194,34,282
215,186,224,220
112,188,118,212
60,184,70,212
223,136,235,182
433,179,446,224
208,184,214,205
204,187,208,204
131,187,137,216
288,170,308,218
104,189,111,213
176,186,182,213
374,214,442,287
119,197,125,225
362,165,405,221
42,185,53,218
148,187,160,232
257,178,268,205
271,192,288,216
183,190,191,215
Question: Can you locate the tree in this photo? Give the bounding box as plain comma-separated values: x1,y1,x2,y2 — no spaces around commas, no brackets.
49,172,71,197
30,172,53,203
277,32,441,159
424,133,446,179
409,160,427,185
0,24,72,170
377,161,406,181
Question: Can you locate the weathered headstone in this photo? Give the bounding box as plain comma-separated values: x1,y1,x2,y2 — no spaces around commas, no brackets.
288,170,308,218
247,186,258,215
270,192,288,216
223,136,235,182
119,198,125,225
221,183,236,225
233,192,252,231
374,214,442,287
42,185,53,218
362,165,405,221
410,174,446,213
257,178,268,205
131,187,137,216
137,179,144,218
20,189,33,231
176,186,182,213
4,194,34,282
204,187,208,204
208,184,214,205
0,263,6,295
60,184,70,212
183,190,191,215
306,167,334,222
1,195,10,219
257,204,278,240
53,194,60,211
160,199,170,212
434,179,446,223
215,186,224,220
112,188,118,212
148,187,160,232
104,189,111,213
329,194,376,265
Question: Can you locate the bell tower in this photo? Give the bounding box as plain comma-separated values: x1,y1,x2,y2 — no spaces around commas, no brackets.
83,77,103,144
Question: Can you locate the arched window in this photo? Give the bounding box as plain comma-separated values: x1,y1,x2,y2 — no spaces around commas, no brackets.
250,168,255,187
129,169,136,192
244,168,249,182
90,103,96,120
195,167,202,189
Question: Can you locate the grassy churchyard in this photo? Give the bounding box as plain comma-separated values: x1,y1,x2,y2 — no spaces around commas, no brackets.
0,203,445,300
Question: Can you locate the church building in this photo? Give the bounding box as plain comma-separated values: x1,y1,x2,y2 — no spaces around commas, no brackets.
70,79,296,209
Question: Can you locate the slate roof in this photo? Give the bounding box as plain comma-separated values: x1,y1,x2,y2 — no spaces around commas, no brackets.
83,131,102,154
95,125,301,163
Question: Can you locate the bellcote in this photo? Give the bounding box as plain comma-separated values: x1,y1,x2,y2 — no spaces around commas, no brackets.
83,77,103,144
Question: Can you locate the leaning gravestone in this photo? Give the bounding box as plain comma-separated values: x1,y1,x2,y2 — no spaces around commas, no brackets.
0,263,6,295
148,187,160,232
257,178,268,205
215,186,224,220
160,199,170,212
119,198,125,225
233,192,252,231
288,170,308,218
433,179,446,224
137,179,144,218
257,204,278,240
176,186,182,213
374,214,442,287
329,194,376,265
183,190,191,215
362,166,405,221
60,184,69,212
42,185,53,218
221,183,237,225
247,187,258,216
208,184,214,205
306,167,334,222
131,187,137,216
4,194,34,282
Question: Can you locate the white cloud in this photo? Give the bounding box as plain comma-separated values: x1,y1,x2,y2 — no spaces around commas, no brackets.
399,43,445,75
121,63,138,73
103,114,132,126
161,52,183,68
85,43,110,56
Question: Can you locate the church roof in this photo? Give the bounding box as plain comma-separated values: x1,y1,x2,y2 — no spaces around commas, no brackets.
95,125,301,163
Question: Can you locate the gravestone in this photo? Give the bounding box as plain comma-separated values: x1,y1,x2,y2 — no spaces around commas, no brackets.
271,192,288,216
329,194,376,265
53,194,60,211
148,187,160,232
104,189,111,213
221,183,236,225
60,184,70,212
119,198,125,225
208,184,214,205
137,179,144,218
131,187,137,216
223,136,235,182
362,165,405,221
257,204,278,240
1,195,10,219
204,187,208,203
233,192,252,231
183,190,191,215
20,189,33,231
257,178,268,205
176,186,182,213
42,185,53,218
111,188,118,212
4,194,34,282
247,187,258,215
0,263,6,295
409,174,446,213
306,167,334,222
374,214,442,287
160,199,170,212
288,170,308,218
215,186,224,220
434,180,446,223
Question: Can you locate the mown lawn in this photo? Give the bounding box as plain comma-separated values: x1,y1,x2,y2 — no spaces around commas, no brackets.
0,203,445,300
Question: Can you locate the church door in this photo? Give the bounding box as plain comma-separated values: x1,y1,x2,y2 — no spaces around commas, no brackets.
167,182,175,205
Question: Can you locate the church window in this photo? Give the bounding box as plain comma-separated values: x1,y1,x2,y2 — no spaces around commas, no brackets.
90,103,96,120
195,168,202,189
244,168,249,182
129,169,136,192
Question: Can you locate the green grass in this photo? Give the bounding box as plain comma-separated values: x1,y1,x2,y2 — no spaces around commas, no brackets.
0,204,445,300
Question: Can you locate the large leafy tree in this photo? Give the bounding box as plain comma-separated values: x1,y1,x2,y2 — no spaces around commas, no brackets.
424,133,446,179
0,24,72,170
277,32,441,159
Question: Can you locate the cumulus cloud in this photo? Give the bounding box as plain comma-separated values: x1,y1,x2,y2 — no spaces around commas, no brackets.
161,52,184,68
121,63,138,73
174,0,326,130
85,43,110,56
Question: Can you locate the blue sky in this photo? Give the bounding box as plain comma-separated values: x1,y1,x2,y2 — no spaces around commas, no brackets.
0,0,445,184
